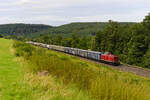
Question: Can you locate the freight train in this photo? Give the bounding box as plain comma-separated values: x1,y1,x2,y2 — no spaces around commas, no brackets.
27,41,120,65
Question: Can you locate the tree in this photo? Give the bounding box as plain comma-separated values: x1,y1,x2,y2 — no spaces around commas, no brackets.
105,21,121,53
143,46,150,68
53,35,63,45
0,34,3,38
142,13,150,29
78,37,88,50
41,35,52,44
95,21,121,53
127,24,147,65
61,38,72,47
71,34,80,48
88,36,96,51
95,31,102,51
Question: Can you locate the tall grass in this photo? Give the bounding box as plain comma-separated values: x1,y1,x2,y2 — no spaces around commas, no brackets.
13,41,150,100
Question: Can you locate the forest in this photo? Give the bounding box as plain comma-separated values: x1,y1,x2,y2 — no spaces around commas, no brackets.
31,14,150,68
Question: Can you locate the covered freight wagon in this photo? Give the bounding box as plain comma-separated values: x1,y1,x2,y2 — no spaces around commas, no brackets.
87,51,103,60
77,49,88,58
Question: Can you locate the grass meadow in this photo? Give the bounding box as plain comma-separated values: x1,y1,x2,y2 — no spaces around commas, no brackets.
0,39,89,100
12,40,150,100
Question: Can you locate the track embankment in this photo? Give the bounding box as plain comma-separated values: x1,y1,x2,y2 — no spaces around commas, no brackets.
79,57,150,78
116,65,150,78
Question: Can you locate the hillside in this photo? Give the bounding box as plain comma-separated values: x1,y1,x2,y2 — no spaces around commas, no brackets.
0,24,52,36
32,22,135,37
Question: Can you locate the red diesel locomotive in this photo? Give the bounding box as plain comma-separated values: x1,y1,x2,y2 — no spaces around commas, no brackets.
101,52,120,65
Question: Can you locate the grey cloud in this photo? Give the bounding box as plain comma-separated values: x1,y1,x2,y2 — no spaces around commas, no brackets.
0,0,150,25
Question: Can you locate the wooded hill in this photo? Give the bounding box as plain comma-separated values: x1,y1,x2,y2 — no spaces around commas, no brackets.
0,24,52,36
0,22,134,37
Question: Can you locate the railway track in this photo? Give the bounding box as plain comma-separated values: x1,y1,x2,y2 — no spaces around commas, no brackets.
79,57,150,78
115,65,150,78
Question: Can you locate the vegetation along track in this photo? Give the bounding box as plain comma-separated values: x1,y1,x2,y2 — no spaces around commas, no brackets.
30,43,150,79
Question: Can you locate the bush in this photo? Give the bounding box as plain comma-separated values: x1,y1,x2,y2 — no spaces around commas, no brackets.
13,41,35,59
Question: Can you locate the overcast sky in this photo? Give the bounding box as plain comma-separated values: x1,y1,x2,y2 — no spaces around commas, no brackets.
0,0,149,26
